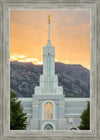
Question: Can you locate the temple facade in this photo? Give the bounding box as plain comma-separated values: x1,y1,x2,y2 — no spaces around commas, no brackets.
18,16,90,130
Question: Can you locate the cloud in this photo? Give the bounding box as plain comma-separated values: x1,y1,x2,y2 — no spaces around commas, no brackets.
37,61,43,65
25,58,38,62
10,55,26,60
64,60,70,63
10,56,18,60
18,60,24,62
10,55,39,64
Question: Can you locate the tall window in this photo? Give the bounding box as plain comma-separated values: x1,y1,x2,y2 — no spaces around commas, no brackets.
44,102,53,120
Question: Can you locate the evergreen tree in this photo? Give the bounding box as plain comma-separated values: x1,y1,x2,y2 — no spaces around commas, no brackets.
78,101,90,130
10,92,27,130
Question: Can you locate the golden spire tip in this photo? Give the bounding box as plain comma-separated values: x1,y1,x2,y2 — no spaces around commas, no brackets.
48,15,51,24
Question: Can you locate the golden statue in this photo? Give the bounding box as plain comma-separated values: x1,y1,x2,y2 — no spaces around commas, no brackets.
48,15,51,24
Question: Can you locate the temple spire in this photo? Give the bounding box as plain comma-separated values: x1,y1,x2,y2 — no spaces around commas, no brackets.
48,15,51,41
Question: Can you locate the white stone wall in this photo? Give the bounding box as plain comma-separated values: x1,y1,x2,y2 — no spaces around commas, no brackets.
18,97,90,130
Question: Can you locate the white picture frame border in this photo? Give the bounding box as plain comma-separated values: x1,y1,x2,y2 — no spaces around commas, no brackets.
0,0,99,140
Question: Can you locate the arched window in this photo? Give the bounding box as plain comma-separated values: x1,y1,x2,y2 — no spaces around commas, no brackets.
44,124,53,130
44,102,53,120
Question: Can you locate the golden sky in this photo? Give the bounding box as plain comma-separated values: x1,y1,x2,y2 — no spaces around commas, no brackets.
10,10,90,69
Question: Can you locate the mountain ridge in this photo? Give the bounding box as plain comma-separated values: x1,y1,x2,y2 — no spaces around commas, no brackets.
10,61,90,98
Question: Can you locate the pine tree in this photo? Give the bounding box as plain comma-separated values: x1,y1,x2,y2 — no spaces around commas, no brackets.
10,92,27,130
78,101,90,130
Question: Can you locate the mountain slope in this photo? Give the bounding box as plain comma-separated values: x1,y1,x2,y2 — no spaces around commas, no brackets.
10,61,90,97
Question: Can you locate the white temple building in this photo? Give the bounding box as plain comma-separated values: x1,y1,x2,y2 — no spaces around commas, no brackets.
19,15,90,130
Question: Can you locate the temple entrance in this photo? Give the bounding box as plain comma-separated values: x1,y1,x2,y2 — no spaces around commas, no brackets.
44,124,53,130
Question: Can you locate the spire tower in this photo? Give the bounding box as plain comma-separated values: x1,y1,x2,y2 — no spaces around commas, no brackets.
34,15,63,95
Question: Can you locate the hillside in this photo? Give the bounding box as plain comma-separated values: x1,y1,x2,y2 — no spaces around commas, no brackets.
10,61,90,97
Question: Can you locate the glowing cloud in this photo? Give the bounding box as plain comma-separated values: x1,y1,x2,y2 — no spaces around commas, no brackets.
37,61,43,65
25,58,38,62
10,55,26,61
10,55,39,64
18,60,24,62
10,56,17,60
64,60,70,63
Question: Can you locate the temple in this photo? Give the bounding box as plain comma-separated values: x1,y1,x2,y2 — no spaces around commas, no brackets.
19,15,90,130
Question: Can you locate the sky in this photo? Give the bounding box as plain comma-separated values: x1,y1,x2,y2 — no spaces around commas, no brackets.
10,10,90,69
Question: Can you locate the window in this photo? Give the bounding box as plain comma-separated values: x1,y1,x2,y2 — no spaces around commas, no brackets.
44,124,53,130
44,102,53,120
